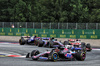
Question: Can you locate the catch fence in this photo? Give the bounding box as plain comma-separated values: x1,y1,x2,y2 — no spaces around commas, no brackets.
0,22,100,29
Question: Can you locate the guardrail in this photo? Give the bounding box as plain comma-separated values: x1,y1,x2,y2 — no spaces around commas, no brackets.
0,28,100,39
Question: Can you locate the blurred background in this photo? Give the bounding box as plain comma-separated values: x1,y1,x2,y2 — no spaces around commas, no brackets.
0,22,100,29
0,0,100,23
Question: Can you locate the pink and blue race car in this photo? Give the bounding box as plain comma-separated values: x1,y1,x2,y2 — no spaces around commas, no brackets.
26,46,86,62
38,37,64,48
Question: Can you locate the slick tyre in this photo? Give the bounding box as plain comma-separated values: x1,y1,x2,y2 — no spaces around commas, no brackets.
86,44,92,51
38,40,44,47
49,41,53,48
81,42,86,52
31,50,40,60
75,52,86,61
63,41,69,45
19,38,25,45
46,42,49,47
82,47,86,53
50,52,59,62
81,42,86,48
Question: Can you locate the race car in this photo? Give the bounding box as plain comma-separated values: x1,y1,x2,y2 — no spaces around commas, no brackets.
63,39,92,51
37,37,62,48
19,36,40,45
39,37,64,48
26,46,86,62
48,41,64,48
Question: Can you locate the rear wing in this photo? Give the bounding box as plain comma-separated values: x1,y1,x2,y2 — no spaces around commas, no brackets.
68,39,81,41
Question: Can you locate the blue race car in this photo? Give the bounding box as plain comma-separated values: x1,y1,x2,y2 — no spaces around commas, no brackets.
19,36,40,45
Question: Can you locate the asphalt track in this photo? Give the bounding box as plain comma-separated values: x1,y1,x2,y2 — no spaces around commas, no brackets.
0,42,100,66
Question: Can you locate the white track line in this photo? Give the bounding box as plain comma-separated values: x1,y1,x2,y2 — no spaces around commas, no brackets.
92,49,100,50
0,42,19,44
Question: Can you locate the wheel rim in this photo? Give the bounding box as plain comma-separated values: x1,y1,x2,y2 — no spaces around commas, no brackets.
53,54,57,60
82,53,85,60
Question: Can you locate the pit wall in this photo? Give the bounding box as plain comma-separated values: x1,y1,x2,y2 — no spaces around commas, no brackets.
0,28,100,39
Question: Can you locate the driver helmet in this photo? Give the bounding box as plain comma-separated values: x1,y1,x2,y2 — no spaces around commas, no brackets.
76,39,78,41
65,45,72,49
51,37,54,40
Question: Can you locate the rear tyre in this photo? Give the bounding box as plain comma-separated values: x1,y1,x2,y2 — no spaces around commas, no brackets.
19,38,25,45
31,50,40,60
38,40,44,47
81,42,86,52
49,41,53,48
63,41,69,45
82,47,86,53
45,42,49,47
34,39,38,46
75,52,86,61
81,42,86,47
86,44,92,51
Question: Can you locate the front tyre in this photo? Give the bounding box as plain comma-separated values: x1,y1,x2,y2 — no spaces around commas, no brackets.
31,50,40,60
75,52,86,61
50,52,59,62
